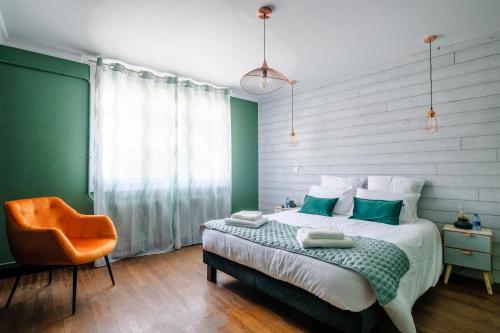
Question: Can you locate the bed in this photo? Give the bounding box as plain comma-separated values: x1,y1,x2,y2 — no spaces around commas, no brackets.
201,209,442,333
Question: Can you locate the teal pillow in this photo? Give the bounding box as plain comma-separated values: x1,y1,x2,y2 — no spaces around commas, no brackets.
349,197,403,225
299,195,338,217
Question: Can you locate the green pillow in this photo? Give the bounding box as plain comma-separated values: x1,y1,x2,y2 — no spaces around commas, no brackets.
349,197,403,225
299,195,338,217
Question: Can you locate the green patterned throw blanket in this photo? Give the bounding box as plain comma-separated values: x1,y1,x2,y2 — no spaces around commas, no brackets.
203,220,409,305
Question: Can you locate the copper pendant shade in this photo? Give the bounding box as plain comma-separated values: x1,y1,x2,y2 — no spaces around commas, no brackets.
240,6,289,95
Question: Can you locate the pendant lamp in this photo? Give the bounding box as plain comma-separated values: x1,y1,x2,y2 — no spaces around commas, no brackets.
423,35,440,134
240,6,289,95
287,80,298,147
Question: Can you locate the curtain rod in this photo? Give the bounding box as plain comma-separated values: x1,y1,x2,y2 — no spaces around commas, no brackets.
88,59,229,91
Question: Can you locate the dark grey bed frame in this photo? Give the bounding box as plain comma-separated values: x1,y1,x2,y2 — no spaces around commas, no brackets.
203,250,385,333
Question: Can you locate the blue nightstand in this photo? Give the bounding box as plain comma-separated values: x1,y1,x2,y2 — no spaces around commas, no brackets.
443,224,493,295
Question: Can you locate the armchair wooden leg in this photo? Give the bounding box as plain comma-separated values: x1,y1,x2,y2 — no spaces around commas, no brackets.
48,267,52,285
5,266,23,308
104,255,115,286
72,265,78,315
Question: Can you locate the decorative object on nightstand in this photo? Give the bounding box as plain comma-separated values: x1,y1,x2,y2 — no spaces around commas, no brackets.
283,197,297,208
443,224,493,295
454,204,472,230
274,206,300,213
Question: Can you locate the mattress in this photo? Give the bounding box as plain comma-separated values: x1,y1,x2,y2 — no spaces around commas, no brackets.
202,210,442,333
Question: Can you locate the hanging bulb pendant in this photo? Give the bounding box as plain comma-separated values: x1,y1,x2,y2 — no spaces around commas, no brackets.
259,60,269,89
423,35,440,134
288,80,298,147
288,129,298,147
424,107,440,134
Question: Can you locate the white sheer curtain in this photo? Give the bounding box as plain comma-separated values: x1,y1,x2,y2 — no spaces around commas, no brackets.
92,59,231,262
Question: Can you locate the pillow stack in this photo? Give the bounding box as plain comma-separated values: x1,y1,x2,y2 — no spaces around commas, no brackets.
350,176,424,225
300,176,366,216
296,175,425,225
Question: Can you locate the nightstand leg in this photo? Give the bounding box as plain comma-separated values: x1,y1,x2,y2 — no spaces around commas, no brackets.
444,264,452,284
488,272,493,286
483,272,493,295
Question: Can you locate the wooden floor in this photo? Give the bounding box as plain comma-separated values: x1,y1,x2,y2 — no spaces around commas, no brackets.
0,245,498,333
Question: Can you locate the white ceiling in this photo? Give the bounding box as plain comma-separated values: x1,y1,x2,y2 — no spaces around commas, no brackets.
2,0,500,100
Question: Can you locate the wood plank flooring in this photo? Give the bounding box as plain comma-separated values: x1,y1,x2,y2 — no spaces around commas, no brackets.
0,244,498,333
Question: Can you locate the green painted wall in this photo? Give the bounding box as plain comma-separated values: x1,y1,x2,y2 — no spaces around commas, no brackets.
0,45,259,265
230,97,259,213
0,45,93,265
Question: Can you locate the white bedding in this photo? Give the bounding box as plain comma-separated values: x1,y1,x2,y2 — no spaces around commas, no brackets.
202,210,442,333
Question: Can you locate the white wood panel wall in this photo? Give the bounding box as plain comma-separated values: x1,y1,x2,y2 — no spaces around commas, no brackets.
258,32,500,282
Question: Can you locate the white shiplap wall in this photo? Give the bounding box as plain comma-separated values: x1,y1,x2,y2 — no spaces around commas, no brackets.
258,32,500,282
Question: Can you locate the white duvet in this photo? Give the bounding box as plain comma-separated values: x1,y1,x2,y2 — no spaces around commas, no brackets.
202,210,442,333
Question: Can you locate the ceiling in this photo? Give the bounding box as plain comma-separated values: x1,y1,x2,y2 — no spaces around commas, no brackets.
2,0,500,100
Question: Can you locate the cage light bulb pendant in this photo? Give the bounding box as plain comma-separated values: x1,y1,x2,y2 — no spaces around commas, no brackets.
423,35,440,134
288,129,298,147
287,80,298,147
425,107,439,134
240,6,289,95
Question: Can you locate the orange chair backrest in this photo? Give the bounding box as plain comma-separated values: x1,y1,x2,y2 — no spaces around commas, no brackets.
5,197,70,230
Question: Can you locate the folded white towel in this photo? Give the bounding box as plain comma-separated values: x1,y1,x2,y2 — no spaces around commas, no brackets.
224,217,268,228
299,226,344,240
231,210,263,221
296,229,354,248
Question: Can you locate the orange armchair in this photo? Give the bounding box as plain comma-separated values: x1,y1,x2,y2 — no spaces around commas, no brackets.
4,197,117,314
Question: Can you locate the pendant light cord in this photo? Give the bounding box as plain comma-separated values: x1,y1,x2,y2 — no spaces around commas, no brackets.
263,16,267,61
291,83,294,130
429,42,433,109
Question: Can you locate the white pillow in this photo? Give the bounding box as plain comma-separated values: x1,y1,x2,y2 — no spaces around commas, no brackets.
308,185,355,215
368,176,425,194
321,175,366,189
354,188,420,223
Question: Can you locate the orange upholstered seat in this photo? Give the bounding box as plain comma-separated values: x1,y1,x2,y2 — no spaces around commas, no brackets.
5,197,117,266
4,197,117,314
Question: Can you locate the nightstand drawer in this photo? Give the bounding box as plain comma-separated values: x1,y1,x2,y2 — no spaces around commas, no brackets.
444,247,491,271
444,231,490,253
